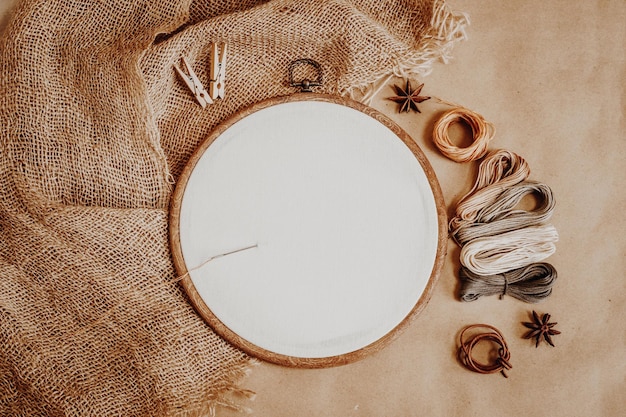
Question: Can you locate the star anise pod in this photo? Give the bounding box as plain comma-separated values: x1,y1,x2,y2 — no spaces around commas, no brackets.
387,80,430,113
522,310,561,347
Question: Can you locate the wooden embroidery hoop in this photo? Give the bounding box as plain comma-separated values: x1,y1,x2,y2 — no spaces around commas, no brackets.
169,92,447,368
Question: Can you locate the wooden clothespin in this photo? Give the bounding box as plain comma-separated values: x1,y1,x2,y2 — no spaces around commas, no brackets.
173,57,213,108
209,42,227,100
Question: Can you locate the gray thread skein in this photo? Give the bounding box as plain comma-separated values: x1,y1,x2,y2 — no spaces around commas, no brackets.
459,262,557,303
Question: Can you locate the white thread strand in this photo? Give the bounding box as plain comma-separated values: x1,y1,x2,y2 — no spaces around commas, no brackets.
460,224,559,276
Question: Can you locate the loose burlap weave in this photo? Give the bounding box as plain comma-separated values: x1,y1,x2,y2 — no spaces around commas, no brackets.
0,0,466,415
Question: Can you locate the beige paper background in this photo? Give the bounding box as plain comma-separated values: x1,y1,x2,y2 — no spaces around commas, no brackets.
1,0,624,415
224,1,625,416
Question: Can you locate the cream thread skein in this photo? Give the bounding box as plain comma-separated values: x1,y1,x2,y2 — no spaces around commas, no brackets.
459,224,559,276
432,107,496,162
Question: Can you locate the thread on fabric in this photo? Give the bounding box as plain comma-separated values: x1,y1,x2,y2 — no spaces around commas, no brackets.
458,324,512,378
449,149,531,233
459,262,557,303
451,180,556,245
172,244,258,283
432,106,495,162
459,224,558,276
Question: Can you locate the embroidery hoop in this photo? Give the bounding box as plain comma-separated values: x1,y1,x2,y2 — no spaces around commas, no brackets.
169,92,447,368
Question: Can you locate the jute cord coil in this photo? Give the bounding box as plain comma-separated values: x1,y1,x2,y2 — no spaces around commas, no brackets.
459,224,559,276
433,107,496,162
451,180,556,245
458,324,512,378
459,262,557,303
450,149,530,233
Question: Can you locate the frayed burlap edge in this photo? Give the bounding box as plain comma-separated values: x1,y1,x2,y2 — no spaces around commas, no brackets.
350,0,469,103
196,361,260,417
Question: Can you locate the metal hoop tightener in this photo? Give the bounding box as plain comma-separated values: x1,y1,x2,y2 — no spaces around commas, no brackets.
289,58,323,92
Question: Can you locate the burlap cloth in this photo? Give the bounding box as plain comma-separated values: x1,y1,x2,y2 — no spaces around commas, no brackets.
0,0,467,415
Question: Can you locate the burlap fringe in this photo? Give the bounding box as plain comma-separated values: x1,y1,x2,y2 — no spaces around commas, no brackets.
205,362,259,417
354,0,469,104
